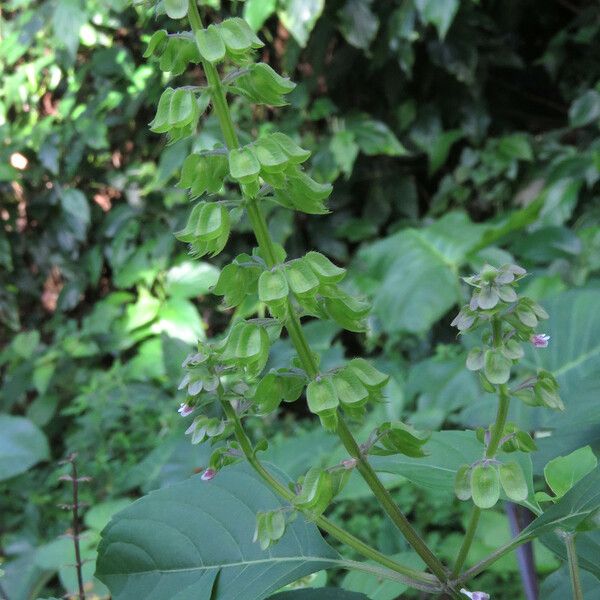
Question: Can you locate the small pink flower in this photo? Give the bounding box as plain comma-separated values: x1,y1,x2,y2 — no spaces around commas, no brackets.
461,590,490,600
201,468,216,481
178,403,194,417
531,333,550,348
342,458,358,470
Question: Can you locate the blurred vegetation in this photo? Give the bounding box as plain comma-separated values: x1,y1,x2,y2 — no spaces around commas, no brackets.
1,0,600,598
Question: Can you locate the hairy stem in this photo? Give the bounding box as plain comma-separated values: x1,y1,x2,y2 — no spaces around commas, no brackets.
565,533,583,600
188,0,451,589
218,396,439,589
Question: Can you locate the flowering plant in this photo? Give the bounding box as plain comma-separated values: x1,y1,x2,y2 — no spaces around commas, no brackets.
95,3,600,599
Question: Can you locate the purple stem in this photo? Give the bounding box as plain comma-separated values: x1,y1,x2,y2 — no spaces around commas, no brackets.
506,502,538,600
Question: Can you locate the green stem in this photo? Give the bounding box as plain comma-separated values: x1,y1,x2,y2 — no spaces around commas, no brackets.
451,508,481,578
486,384,510,458
188,1,451,590
565,533,583,600
218,397,439,589
453,383,510,576
458,534,530,584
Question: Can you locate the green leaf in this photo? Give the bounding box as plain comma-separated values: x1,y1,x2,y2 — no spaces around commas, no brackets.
356,212,488,335
279,0,325,46
0,415,49,481
164,262,220,298
195,24,226,63
522,465,600,537
244,0,277,31
96,463,339,599
271,133,311,163
543,446,597,499
540,564,600,600
342,552,422,600
470,464,500,509
414,0,459,39
338,0,380,50
270,590,369,600
60,188,91,238
151,298,204,344
164,0,189,19
347,114,407,156
569,89,600,127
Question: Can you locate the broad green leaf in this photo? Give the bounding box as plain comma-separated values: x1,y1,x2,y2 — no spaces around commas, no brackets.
355,212,488,335
244,0,277,31
543,446,598,499
96,463,339,599
164,262,220,298
270,590,369,600
541,530,600,582
338,0,380,50
278,0,325,46
342,552,422,600
414,0,459,39
522,465,600,537
150,298,204,344
124,288,160,331
0,415,49,481
540,564,600,600
61,188,91,239
569,89,600,127
347,114,406,156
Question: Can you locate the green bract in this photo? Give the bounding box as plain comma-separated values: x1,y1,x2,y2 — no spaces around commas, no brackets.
234,63,296,106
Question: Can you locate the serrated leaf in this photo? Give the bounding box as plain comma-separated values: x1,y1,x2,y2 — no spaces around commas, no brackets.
96,463,339,599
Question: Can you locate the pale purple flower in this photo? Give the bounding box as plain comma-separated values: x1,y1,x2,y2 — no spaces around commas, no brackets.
531,333,550,348
178,403,194,417
201,468,216,481
460,590,490,600
342,458,358,470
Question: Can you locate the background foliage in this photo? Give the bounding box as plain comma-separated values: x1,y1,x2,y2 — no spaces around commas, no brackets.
2,0,600,598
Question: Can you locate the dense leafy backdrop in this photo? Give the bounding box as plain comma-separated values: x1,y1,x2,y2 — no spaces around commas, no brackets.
1,0,600,598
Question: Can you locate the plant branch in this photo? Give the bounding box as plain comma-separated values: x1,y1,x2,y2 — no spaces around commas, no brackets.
218,396,440,590
61,453,87,600
452,507,481,578
188,1,452,591
453,379,511,576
